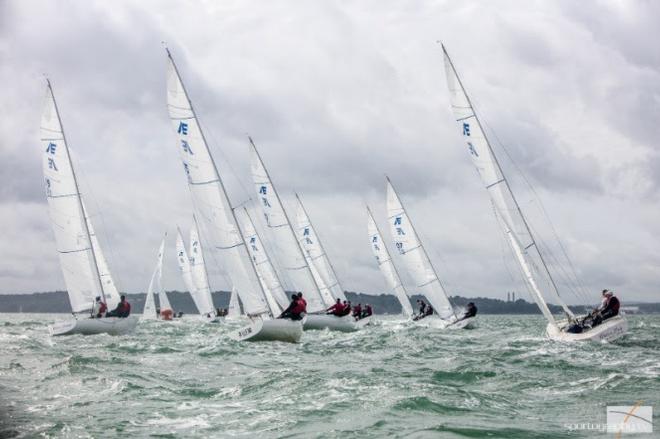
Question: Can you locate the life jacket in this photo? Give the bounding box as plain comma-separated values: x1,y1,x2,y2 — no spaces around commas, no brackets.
291,298,306,314
98,302,107,314
608,296,620,313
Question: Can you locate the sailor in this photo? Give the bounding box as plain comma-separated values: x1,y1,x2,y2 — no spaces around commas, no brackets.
414,300,427,320
424,304,434,317
326,298,344,316
362,304,373,318
279,294,305,320
600,291,620,321
352,303,362,319
596,289,609,312
341,301,352,317
457,302,477,321
92,296,107,318
296,292,307,310
106,295,131,318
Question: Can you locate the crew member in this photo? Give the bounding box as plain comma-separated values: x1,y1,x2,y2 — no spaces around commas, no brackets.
326,298,345,316
92,296,107,318
352,303,362,319
106,295,131,318
457,302,477,321
362,304,373,318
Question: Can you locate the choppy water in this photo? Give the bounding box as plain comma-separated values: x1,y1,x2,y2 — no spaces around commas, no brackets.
0,314,657,438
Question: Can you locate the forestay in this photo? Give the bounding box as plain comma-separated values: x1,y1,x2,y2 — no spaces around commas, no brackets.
41,82,105,314
295,195,346,303
386,179,456,319
166,50,269,317
189,219,216,316
239,209,286,314
441,45,570,325
249,138,328,312
367,207,413,317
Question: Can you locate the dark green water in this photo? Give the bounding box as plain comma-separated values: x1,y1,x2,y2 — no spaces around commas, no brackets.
0,314,657,438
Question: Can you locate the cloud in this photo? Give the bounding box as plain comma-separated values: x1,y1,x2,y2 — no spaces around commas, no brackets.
0,0,657,305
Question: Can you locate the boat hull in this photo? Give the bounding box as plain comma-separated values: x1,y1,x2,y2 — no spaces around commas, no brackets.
50,316,140,336
234,318,303,343
546,316,627,342
413,315,476,329
303,314,361,332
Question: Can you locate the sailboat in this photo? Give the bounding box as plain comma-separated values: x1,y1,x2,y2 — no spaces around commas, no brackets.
441,44,627,342
175,221,219,322
166,49,302,342
249,138,362,332
366,206,414,318
386,178,475,329
42,80,138,336
143,235,167,320
296,195,372,329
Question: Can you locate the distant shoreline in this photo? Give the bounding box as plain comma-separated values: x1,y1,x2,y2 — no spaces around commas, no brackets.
1,291,658,315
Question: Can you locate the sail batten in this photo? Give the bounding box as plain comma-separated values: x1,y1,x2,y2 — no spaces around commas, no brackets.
166,50,269,317
442,45,571,324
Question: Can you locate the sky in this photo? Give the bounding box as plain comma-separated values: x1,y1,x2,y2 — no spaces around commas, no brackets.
0,0,658,304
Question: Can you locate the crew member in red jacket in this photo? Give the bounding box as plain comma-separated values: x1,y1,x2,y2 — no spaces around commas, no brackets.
93,296,107,318
106,295,131,318
326,298,345,316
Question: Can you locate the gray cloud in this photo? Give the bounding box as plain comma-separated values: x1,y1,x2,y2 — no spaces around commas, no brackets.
0,0,657,304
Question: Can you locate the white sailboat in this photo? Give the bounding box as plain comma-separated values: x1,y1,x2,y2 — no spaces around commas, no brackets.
386,178,475,329
42,80,138,336
441,44,626,341
249,138,363,332
166,50,302,342
366,206,414,318
143,235,167,320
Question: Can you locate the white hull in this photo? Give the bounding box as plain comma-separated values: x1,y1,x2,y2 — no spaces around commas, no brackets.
50,316,140,336
546,315,627,342
233,318,303,343
303,314,365,332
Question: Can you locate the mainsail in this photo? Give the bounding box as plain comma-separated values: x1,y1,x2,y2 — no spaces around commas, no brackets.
367,206,413,317
386,178,456,319
166,50,269,317
240,208,289,312
143,235,167,319
189,218,216,316
249,138,329,312
442,44,571,325
295,194,347,303
41,81,108,314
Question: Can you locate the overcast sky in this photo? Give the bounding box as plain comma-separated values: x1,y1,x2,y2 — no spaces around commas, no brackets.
1,0,658,304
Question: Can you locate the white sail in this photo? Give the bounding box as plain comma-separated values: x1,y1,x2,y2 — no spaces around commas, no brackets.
189,219,216,316
143,236,166,320
442,45,570,324
227,287,241,317
295,195,347,303
240,209,288,313
166,50,269,317
367,206,413,317
41,81,105,314
386,179,456,319
82,202,120,310
175,228,196,297
249,138,329,311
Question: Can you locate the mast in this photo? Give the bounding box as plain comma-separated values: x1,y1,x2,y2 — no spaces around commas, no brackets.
248,136,327,306
441,44,572,320
47,80,106,306
295,193,346,300
167,49,270,318
386,176,457,319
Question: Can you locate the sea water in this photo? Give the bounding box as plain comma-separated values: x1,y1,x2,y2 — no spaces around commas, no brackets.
0,314,658,438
